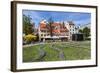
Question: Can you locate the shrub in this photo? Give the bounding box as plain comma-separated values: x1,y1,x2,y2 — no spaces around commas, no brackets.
24,34,37,44
85,38,91,40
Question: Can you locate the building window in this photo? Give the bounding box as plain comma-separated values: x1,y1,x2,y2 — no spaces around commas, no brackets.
41,34,43,36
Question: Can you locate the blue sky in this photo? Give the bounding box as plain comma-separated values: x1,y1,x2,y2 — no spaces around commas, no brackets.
23,10,91,28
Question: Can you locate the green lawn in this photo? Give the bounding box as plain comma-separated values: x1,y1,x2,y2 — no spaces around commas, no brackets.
23,41,91,62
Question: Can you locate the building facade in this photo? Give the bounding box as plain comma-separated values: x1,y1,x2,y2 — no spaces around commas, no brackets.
65,21,79,40
38,20,79,41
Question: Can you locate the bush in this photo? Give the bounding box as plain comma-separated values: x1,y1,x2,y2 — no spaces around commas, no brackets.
24,34,37,44
85,38,91,40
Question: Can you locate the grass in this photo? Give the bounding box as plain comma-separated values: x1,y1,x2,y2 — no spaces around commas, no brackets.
23,41,91,62
42,44,59,61
55,41,91,60
23,45,39,62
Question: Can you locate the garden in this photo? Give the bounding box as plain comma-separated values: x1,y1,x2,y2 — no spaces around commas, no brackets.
23,41,91,62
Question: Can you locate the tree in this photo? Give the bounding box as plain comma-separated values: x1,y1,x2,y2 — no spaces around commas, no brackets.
24,34,37,44
79,29,83,33
23,15,33,35
83,27,90,38
35,33,39,41
47,17,54,37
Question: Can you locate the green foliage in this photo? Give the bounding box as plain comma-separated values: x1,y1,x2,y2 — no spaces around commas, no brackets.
24,34,37,43
23,15,33,35
35,33,39,41
83,27,90,37
79,29,83,33
79,27,90,38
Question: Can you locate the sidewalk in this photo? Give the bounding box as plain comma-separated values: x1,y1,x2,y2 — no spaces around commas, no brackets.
23,42,45,48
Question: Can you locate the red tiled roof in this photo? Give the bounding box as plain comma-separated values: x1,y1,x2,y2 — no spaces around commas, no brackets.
40,23,46,28
60,27,69,32
52,29,60,33
39,22,69,34
40,23,48,30
52,23,60,26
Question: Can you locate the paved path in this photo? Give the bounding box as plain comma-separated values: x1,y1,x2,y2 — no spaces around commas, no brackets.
32,46,46,61
23,42,69,48
35,48,46,61
59,51,65,60
23,42,45,48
